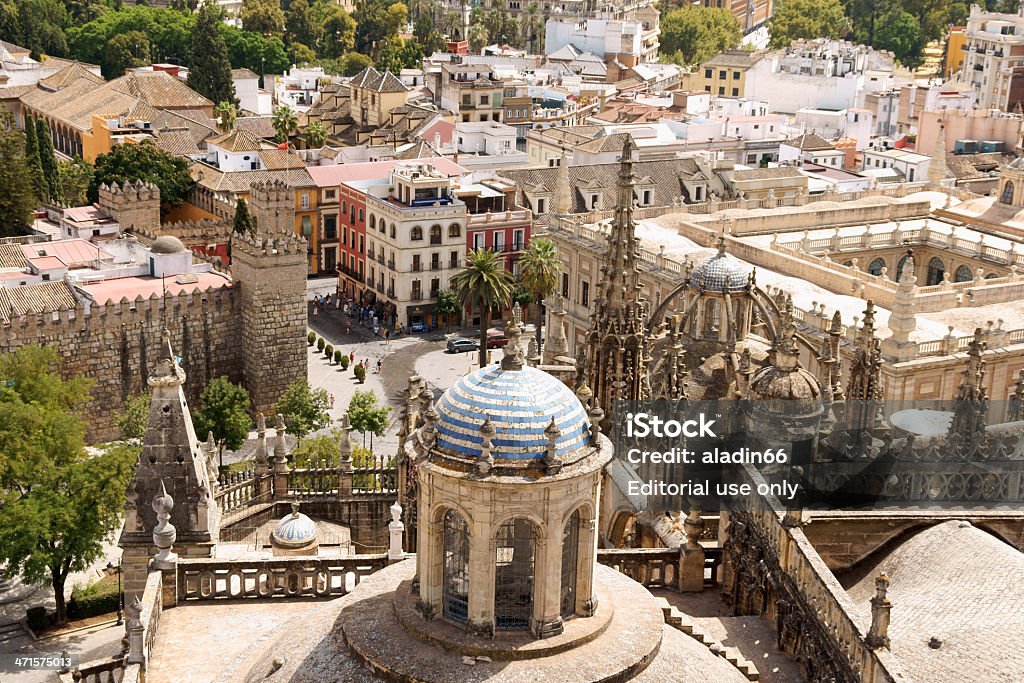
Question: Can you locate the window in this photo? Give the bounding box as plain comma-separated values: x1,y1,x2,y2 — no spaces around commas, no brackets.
537,198,547,214
390,225,396,239
443,509,469,625
370,214,377,229
430,224,442,245
359,208,364,221
411,225,423,241
413,254,421,271
325,189,336,201
450,250,460,268
448,223,461,238
562,272,569,297
732,88,739,97
561,510,580,617
705,69,712,78
325,215,338,241
480,94,489,105
494,519,536,631
719,87,725,95
342,200,347,213
733,71,740,79
868,258,885,276
719,70,726,79
927,257,945,286
301,193,310,209
955,265,974,282
473,232,486,250
581,281,589,306
512,228,524,251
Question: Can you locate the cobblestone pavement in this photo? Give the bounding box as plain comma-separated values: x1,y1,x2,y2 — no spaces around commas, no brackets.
650,588,806,683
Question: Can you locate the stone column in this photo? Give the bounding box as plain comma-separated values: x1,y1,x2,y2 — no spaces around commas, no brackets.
272,414,290,498
414,481,439,619
678,508,706,593
533,526,564,638
575,514,599,617
866,573,891,649
467,515,494,637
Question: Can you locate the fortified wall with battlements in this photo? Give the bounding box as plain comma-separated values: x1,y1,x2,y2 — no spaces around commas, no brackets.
0,180,307,442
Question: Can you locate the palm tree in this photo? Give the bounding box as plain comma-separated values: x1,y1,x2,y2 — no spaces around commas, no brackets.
272,105,298,144
304,120,328,148
408,0,434,21
449,248,515,368
521,2,544,53
468,23,489,53
443,12,463,40
214,101,237,133
518,238,560,348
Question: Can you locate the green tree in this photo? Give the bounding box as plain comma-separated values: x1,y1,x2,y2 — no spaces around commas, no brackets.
187,2,238,107
467,22,489,53
272,104,298,143
377,38,424,73
285,0,322,50
7,0,68,60
88,142,193,210
844,0,897,45
117,391,151,442
274,377,331,438
413,16,446,55
103,29,151,77
214,100,238,132
289,41,317,65
0,346,136,625
23,116,47,204
340,51,373,76
660,6,741,66
318,2,356,58
347,390,391,449
769,0,849,48
222,27,290,75
520,2,544,53
449,248,515,367
35,120,61,203
304,120,328,148
434,288,460,332
232,197,255,236
57,157,93,207
291,427,352,466
240,0,284,37
875,11,926,68
519,237,560,348
354,0,408,57
0,116,37,237
192,377,251,466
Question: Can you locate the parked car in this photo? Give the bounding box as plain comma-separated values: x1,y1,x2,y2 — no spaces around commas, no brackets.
486,331,509,348
447,338,480,353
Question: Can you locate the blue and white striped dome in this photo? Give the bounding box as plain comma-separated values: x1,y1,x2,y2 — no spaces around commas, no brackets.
434,365,591,462
272,510,318,548
690,253,751,292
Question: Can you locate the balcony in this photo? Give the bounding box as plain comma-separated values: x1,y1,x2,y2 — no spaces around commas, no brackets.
412,263,422,272
450,258,461,269
430,261,441,270
387,288,395,298
430,289,439,299
338,265,364,283
410,291,424,301
387,259,396,270
377,254,385,265
376,282,384,293
429,236,442,245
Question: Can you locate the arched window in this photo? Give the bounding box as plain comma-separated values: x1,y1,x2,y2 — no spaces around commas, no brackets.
495,518,536,630
430,224,442,244
703,298,719,337
448,223,461,238
390,225,396,239
986,272,999,279
927,257,945,286
411,225,423,241
442,509,470,625
896,255,911,281
370,214,376,229
868,258,885,276
560,510,580,618
1002,180,1015,205
955,265,973,282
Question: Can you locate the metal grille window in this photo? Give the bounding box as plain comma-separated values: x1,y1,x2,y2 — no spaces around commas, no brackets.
560,510,580,617
443,509,470,625
494,518,536,631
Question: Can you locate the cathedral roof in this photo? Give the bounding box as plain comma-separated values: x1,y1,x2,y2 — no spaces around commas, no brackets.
689,252,751,292
434,364,590,462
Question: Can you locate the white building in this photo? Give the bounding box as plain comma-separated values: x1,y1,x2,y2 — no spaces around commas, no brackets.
778,133,846,167
795,108,874,150
450,122,528,169
232,68,272,116
958,3,1024,111
275,66,326,111
862,148,931,183
544,17,657,64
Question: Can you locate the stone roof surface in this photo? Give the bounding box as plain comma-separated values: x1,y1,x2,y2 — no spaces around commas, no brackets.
191,164,314,193
207,128,263,153
689,252,752,292
0,281,79,323
843,520,1024,683
350,66,408,93
155,127,202,156
0,244,28,270
783,133,835,151
435,364,590,461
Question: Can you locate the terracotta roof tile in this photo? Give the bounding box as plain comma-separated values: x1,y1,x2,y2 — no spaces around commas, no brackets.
0,280,79,323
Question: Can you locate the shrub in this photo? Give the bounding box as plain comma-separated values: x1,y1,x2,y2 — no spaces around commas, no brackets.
334,350,342,364
307,331,316,345
339,354,350,370
354,364,366,383
26,606,49,631
316,337,325,352
325,343,334,360
68,576,120,620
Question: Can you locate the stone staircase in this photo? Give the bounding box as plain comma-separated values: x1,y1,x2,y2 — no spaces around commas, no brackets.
653,597,760,681
0,620,32,648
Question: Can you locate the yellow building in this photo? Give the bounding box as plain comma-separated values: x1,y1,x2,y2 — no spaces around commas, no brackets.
945,26,967,78
698,50,763,98
348,66,409,129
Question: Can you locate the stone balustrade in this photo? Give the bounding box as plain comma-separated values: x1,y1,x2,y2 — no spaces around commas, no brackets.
596,545,723,590
176,555,388,601
214,467,259,515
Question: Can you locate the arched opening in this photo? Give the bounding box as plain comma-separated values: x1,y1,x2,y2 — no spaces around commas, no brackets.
1002,180,1015,205
410,225,423,241
868,258,885,276
430,224,442,244
955,265,974,282
560,510,580,618
494,518,537,631
927,257,945,285
442,509,470,625
896,255,911,281
703,298,719,337
448,223,461,238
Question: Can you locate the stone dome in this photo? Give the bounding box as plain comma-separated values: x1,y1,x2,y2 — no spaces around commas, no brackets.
689,252,751,292
749,365,822,402
434,364,590,462
271,506,318,548
151,235,188,255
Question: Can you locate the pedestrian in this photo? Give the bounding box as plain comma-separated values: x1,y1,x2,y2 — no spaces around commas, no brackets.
376,358,382,374
330,393,335,408
350,351,355,364
326,293,332,306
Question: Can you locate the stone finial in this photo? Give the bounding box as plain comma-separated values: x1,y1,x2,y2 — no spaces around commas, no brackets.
576,382,594,410
501,307,526,371
124,595,146,665
273,413,290,471
151,480,177,569
866,572,892,649
588,405,604,445
388,501,405,562
544,417,562,474
338,412,353,461
477,415,496,473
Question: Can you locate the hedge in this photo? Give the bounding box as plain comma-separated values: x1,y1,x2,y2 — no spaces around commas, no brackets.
316,337,326,352
68,576,120,620
307,331,316,345
26,606,49,631
325,343,334,359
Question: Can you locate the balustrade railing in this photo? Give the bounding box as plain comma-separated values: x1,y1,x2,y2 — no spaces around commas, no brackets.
597,545,723,589
288,454,397,496
214,465,259,516
177,555,388,601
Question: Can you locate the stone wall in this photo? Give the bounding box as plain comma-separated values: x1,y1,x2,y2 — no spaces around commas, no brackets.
0,291,243,442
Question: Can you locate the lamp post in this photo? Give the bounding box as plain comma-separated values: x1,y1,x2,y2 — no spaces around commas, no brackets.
106,560,123,626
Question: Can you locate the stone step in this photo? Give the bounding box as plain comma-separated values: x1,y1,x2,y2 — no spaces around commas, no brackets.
660,607,760,682
0,621,29,645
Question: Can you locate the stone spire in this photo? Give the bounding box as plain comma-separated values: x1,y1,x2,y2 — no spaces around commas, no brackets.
553,150,573,219
582,136,651,418
652,315,688,401
542,294,570,364
948,328,989,453
120,330,219,552
883,253,918,359
501,303,526,371
928,117,950,187
846,301,883,430
866,573,892,649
